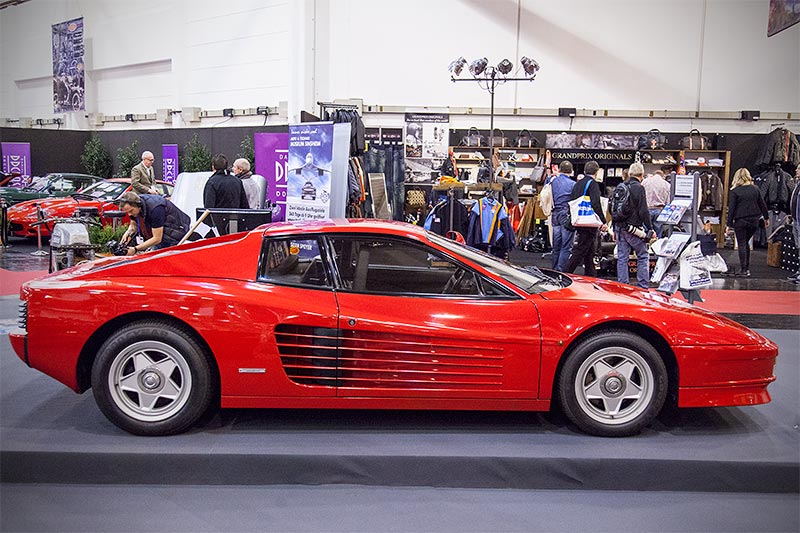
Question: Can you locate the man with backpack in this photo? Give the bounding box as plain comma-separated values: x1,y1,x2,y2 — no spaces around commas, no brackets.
612,162,655,289
548,160,576,271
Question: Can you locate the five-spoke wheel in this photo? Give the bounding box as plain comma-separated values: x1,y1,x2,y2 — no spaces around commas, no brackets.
92,320,215,436
558,330,667,437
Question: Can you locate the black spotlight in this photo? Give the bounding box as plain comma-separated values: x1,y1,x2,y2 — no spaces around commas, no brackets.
521,56,540,77
469,57,488,77
449,57,466,77
497,59,514,75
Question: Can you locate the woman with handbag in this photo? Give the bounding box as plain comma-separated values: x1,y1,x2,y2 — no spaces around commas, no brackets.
564,161,607,276
725,168,769,277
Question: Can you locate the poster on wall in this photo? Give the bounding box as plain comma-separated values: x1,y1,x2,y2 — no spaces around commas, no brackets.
52,17,85,113
286,123,335,222
162,145,179,184
1,142,32,187
768,0,800,36
405,113,449,159
254,132,289,222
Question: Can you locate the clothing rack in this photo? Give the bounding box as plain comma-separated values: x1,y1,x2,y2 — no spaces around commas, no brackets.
317,101,359,119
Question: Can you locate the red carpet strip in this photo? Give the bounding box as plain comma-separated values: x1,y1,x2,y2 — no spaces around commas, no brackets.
692,290,800,316
0,269,48,296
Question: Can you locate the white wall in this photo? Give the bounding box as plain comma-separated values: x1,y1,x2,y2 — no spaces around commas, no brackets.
323,0,799,133
1,0,290,129
1,0,798,133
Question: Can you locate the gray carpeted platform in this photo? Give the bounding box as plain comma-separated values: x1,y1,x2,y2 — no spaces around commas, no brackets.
2,295,797,493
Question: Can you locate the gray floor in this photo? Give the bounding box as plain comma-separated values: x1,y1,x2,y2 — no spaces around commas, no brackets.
1,285,798,531
2,484,798,533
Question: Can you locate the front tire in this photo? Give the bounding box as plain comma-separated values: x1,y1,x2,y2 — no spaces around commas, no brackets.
91,320,214,436
558,330,667,437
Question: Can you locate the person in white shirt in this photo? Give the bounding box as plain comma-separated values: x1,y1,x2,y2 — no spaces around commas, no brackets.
641,170,671,237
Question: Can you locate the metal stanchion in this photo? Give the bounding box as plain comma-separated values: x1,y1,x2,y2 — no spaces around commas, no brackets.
31,205,48,256
0,200,9,249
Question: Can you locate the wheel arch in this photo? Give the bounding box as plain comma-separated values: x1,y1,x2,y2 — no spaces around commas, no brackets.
76,311,219,394
551,320,679,408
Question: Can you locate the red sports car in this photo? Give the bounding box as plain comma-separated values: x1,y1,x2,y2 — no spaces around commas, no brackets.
6,178,173,238
10,220,778,437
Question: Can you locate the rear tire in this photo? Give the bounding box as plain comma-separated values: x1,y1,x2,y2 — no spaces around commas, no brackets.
91,320,214,436
558,330,667,437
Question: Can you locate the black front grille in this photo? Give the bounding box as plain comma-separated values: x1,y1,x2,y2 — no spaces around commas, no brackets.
18,300,28,331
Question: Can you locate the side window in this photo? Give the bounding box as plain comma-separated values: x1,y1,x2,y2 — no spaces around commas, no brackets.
329,236,482,296
260,237,330,288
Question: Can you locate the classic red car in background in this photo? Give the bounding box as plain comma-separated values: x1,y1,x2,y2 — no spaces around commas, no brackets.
6,178,173,238
10,220,778,437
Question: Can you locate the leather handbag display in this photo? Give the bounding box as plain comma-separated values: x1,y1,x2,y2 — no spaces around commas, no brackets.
680,129,710,150
637,129,667,150
459,127,485,147
405,187,427,209
529,157,546,183
490,128,508,147
515,129,538,148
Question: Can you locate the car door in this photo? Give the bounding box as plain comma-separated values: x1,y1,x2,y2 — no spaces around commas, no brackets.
327,235,541,399
257,235,339,396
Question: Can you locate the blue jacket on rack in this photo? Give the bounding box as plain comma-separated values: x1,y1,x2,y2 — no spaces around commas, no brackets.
466,196,515,254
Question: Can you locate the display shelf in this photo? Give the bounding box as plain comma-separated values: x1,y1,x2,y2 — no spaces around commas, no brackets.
681,149,731,244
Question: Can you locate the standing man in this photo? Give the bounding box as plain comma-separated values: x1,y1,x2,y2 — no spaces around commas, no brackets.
203,154,249,210
233,158,262,209
789,166,800,284
613,162,655,289
564,160,607,276
548,160,576,271
130,151,158,194
641,169,671,238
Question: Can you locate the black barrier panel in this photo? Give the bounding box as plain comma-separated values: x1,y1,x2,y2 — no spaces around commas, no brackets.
196,208,272,235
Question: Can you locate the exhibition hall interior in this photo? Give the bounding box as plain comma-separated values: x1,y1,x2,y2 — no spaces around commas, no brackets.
0,0,798,531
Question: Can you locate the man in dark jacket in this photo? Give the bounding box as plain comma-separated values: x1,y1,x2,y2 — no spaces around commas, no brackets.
548,160,576,271
203,154,250,210
614,162,655,289
118,191,191,255
564,160,607,276
789,166,800,283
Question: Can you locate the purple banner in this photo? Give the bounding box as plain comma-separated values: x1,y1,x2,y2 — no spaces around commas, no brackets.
52,17,85,113
254,132,288,222
162,144,179,184
1,142,32,187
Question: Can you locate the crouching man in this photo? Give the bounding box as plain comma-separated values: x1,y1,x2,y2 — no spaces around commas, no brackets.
118,191,191,255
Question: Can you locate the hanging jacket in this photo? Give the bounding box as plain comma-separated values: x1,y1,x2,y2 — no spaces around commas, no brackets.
756,167,793,211
699,172,723,210
756,128,800,167
424,196,469,237
466,196,516,252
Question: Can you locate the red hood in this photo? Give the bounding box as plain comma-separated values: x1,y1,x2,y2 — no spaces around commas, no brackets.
538,274,772,347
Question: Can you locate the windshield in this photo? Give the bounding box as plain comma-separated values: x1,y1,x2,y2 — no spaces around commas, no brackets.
77,180,128,199
23,175,53,191
427,231,567,294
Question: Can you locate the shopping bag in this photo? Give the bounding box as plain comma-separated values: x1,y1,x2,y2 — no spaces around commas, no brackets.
679,241,713,290
538,179,554,218
567,181,603,227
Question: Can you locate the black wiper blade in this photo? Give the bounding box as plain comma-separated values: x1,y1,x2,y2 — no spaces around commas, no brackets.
523,265,559,283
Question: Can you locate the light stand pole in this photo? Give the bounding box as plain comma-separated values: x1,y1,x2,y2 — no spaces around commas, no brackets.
449,57,540,176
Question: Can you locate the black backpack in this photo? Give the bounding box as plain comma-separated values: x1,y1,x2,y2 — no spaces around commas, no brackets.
610,181,633,223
